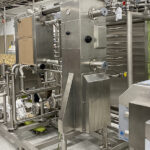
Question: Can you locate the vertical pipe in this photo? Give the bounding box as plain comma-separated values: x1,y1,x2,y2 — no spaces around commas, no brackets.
4,7,7,54
127,11,133,87
40,100,44,116
32,0,35,10
145,21,149,79
58,22,62,59
7,72,14,130
31,94,35,105
20,77,24,92
45,71,48,82
2,63,5,77
12,73,16,128
102,128,108,149
3,93,7,123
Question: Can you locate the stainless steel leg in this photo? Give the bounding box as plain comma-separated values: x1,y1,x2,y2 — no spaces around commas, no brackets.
101,128,108,150
61,134,67,150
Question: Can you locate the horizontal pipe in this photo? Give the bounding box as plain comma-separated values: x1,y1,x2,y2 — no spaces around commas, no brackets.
45,19,61,25
16,110,58,124
42,6,60,15
21,85,57,95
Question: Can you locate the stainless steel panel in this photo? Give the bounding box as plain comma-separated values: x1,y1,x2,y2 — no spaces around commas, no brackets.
94,25,107,49
146,120,150,141
58,73,74,134
62,49,82,132
61,0,79,22
107,22,148,107
61,0,107,132
33,17,54,63
119,81,150,107
61,21,80,49
129,99,150,150
82,73,110,133
80,14,106,60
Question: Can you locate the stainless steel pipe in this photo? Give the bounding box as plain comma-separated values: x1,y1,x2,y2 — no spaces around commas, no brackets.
127,11,133,87
42,6,60,15
0,93,7,122
16,110,57,124
19,65,29,92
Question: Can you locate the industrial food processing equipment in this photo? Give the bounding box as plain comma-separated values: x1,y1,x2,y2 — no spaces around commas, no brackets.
0,0,150,150
0,0,111,149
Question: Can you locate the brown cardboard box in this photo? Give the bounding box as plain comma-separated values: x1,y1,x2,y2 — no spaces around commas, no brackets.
18,37,34,65
18,16,33,38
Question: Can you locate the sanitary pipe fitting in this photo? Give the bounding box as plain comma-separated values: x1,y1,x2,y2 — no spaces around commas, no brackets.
88,7,108,19
90,61,108,69
82,60,108,71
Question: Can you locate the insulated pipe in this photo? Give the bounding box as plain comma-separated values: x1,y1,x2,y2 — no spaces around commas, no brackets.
127,11,133,87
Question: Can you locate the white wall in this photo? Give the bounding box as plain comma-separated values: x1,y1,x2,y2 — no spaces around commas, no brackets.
0,19,15,36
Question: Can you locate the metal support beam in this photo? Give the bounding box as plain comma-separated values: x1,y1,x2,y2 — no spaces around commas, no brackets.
58,73,74,150
59,73,74,121
35,131,80,149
